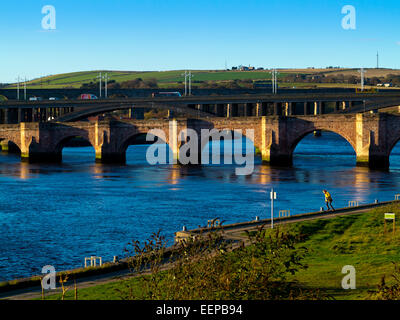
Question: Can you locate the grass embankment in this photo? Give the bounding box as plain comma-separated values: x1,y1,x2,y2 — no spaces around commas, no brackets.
285,204,400,299
41,204,400,300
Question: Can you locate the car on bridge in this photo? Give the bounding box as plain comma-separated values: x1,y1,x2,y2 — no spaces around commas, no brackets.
78,94,98,100
29,96,43,101
151,92,182,98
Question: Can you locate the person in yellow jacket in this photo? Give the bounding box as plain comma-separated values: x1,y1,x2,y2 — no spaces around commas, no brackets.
323,189,335,211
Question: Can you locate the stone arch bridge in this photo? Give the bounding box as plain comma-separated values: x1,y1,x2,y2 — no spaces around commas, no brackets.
0,113,399,169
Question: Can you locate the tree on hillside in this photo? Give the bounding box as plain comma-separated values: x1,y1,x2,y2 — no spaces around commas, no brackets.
118,78,158,89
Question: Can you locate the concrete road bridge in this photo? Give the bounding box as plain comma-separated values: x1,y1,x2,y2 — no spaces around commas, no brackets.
0,92,400,123
0,113,400,169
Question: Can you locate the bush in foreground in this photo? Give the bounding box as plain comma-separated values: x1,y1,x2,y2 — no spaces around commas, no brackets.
121,226,329,300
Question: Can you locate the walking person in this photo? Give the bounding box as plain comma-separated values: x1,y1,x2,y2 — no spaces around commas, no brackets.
323,189,335,211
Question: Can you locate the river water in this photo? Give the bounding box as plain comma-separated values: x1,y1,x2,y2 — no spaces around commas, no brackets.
1,131,400,281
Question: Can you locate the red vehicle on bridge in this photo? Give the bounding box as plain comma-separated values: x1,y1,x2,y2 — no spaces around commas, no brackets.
78,94,98,100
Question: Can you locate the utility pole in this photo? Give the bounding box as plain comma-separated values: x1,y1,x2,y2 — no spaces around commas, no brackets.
377,52,379,69
24,77,27,100
103,73,109,98
16,76,20,100
181,71,188,96
271,69,278,94
188,71,194,96
97,72,102,98
359,68,366,92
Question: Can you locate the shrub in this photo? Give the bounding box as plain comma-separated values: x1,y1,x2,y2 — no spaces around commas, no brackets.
120,226,329,300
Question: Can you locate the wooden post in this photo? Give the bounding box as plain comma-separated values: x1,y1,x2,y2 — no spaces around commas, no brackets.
394,216,396,235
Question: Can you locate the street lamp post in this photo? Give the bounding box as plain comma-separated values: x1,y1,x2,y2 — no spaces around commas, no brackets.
188,71,194,96
181,71,188,96
359,68,366,92
16,76,20,100
24,77,27,100
271,69,278,94
103,73,109,98
97,72,102,98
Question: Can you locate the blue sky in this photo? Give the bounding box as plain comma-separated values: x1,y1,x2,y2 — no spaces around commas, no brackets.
0,0,399,82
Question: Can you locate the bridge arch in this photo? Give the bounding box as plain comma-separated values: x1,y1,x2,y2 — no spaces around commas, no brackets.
386,134,400,167
118,131,171,153
54,135,94,154
0,139,21,154
118,131,173,165
199,128,257,166
289,128,356,156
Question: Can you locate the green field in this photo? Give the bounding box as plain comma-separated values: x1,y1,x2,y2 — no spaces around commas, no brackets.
5,67,400,90
6,70,284,89
39,204,400,300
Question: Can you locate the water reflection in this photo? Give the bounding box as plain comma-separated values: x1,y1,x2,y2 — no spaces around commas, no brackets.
3,132,400,281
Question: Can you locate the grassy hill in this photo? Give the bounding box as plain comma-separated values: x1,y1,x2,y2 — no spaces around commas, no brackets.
5,70,283,89
5,68,400,90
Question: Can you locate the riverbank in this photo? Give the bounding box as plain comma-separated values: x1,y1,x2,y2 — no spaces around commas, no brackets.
2,201,400,300
41,203,400,300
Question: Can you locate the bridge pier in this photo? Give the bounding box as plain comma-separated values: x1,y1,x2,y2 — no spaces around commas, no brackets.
21,151,62,163
354,113,390,169
259,116,293,166
95,151,126,164
313,102,321,115
227,103,238,118
356,155,389,170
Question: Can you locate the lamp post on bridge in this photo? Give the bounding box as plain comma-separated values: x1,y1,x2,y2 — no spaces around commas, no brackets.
271,69,278,94
97,72,102,98
102,73,109,99
16,76,20,100
24,77,27,101
188,71,194,96
181,71,188,96
359,68,366,92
